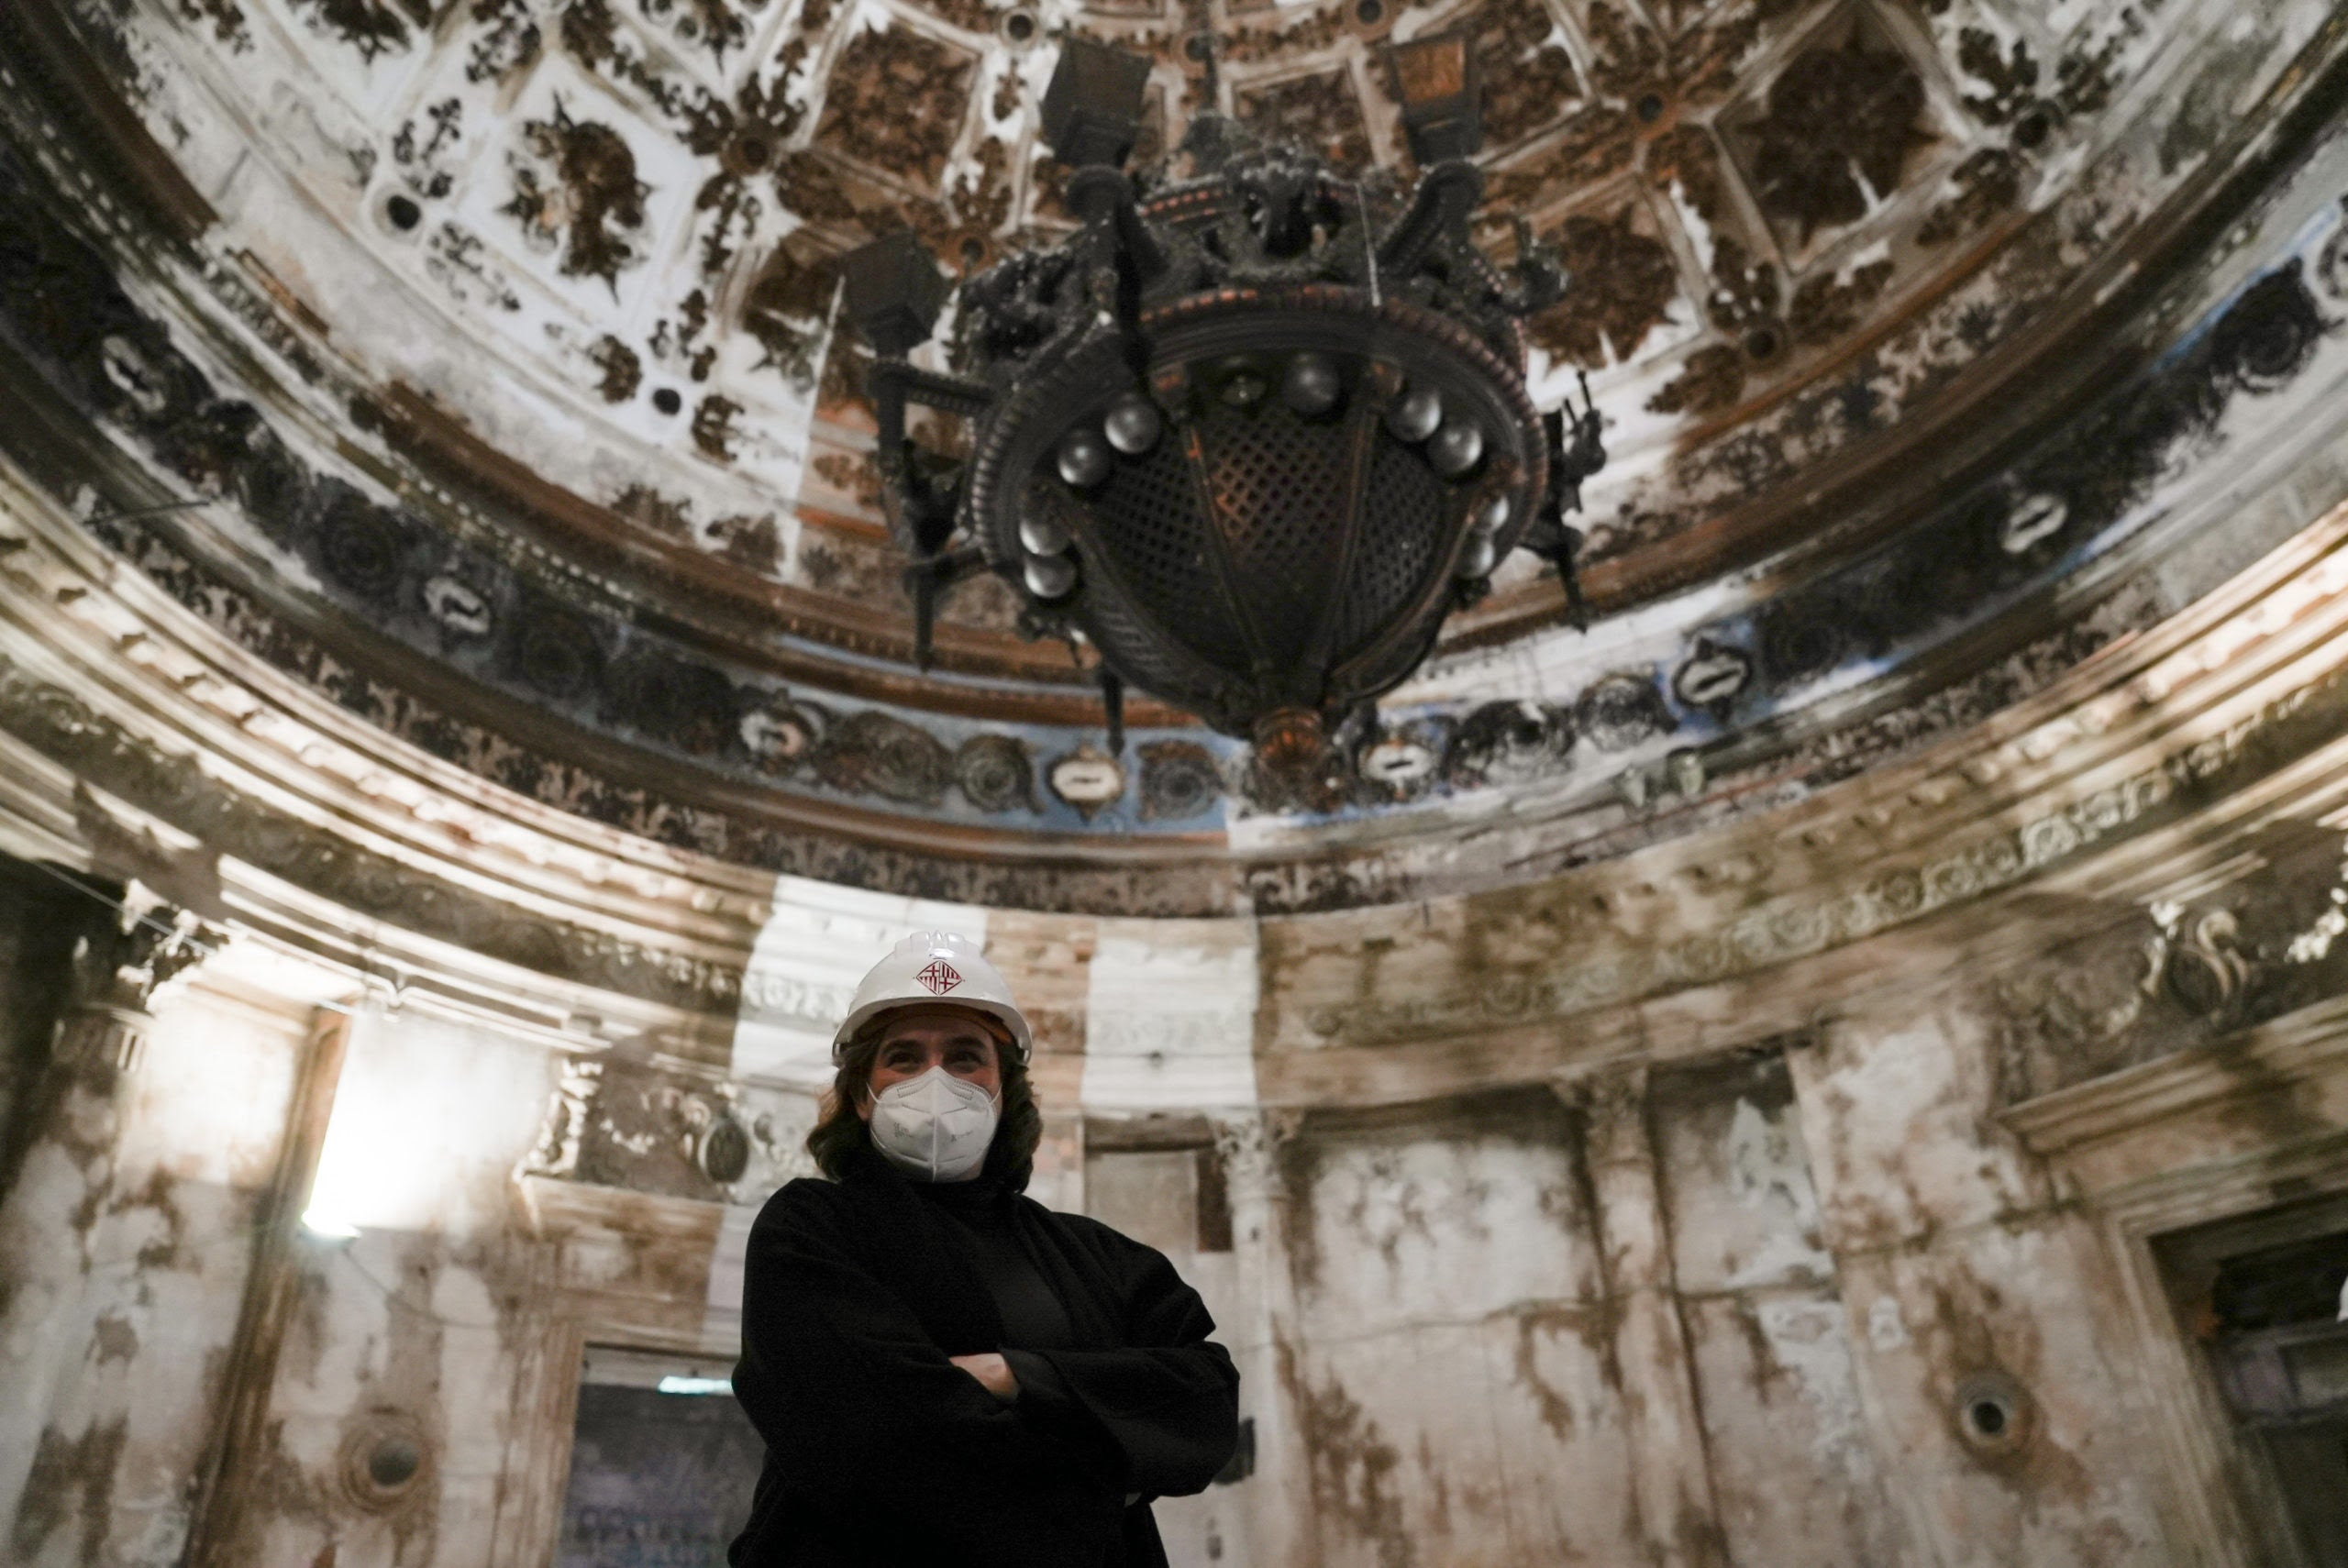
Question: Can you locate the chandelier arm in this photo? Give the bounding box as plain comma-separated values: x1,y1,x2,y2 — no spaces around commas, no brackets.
869,357,987,559
1099,667,1125,755
1067,175,1171,387
1110,197,1170,290
1374,160,1482,280
902,545,989,672
875,443,960,559
1558,526,1590,631
1486,217,1570,317
1066,168,1167,326
871,360,995,418
1515,516,1589,631
1547,371,1608,516
1522,393,1599,633
870,443,940,556
867,359,921,555
869,357,910,449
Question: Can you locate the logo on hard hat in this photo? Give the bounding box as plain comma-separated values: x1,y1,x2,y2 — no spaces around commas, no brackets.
915,960,963,995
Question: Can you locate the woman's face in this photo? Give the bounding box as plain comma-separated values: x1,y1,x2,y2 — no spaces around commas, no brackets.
857,1008,1003,1119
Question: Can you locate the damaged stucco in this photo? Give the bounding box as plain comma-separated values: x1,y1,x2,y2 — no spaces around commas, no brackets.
4,0,2348,1560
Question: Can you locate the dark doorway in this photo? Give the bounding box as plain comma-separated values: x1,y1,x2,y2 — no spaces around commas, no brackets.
555,1349,763,1568
2159,1193,2348,1567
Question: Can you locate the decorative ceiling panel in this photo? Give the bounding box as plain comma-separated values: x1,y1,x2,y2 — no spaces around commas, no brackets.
0,0,2337,911
97,0,2250,610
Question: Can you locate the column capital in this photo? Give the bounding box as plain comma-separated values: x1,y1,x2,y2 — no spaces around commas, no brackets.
72,887,207,1011
52,889,208,1088
1208,1107,1299,1194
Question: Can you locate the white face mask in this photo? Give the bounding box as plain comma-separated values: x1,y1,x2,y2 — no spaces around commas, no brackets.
867,1066,1000,1182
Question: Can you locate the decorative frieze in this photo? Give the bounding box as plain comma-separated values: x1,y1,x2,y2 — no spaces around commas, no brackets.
0,659,748,1013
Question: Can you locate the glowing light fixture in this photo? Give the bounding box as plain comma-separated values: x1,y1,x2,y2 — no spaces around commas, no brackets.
658,1375,736,1396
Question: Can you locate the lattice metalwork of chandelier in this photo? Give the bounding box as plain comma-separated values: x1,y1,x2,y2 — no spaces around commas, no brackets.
842,30,1607,780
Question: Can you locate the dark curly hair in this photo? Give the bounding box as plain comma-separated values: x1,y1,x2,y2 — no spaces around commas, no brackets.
805,1010,1042,1190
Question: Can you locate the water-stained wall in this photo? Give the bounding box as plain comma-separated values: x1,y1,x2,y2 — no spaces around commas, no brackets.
236,1006,572,1566
1787,970,2175,1567
1274,1091,1644,1565
5,843,2348,1566
1647,1055,1896,1568
8,384,2348,1564
0,966,313,1568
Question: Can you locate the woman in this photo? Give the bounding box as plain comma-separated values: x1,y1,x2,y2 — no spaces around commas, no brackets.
728,932,1241,1567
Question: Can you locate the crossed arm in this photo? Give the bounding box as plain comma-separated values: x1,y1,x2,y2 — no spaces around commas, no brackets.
734,1185,1238,1513
950,1351,1021,1402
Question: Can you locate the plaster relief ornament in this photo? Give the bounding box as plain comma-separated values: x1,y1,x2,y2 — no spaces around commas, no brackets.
740,699,825,774
811,709,954,804
698,1114,754,1184
953,733,1036,812
2321,224,2348,304
1361,736,1427,784
1576,671,1674,752
422,574,493,637
1672,640,1752,712
838,31,1610,792
1048,742,1127,819
1999,492,2069,555
1137,740,1224,822
1360,736,1438,786
1445,700,1575,787
1354,713,1454,802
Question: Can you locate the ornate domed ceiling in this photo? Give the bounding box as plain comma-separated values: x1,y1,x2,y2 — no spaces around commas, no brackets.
0,0,2343,913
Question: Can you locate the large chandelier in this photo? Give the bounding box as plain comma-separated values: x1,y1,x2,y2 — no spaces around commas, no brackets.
841,32,1606,781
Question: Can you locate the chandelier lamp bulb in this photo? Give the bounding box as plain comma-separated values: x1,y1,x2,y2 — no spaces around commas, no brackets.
1383,384,1445,443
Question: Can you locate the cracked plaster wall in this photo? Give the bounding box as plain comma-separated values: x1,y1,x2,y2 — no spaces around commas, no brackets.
2,832,2346,1565
0,976,311,1568
5,0,2348,1557
241,1005,584,1568
13,499,2348,1562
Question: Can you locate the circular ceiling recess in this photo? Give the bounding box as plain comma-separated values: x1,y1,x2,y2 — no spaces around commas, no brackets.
0,0,2343,914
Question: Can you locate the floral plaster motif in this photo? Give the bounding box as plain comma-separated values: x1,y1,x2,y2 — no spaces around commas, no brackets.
1730,34,1933,248
1236,69,1374,168
814,27,979,193
1526,202,1685,366
503,105,653,289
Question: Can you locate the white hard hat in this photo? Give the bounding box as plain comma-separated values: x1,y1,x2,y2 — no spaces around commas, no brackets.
832,931,1033,1064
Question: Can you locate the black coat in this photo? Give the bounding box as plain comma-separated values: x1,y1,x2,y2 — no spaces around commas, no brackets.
727,1146,1241,1567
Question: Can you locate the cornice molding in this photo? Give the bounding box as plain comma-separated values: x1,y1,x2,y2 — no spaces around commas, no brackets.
1255,500,2348,1084
2000,994,2348,1160
0,463,762,1045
